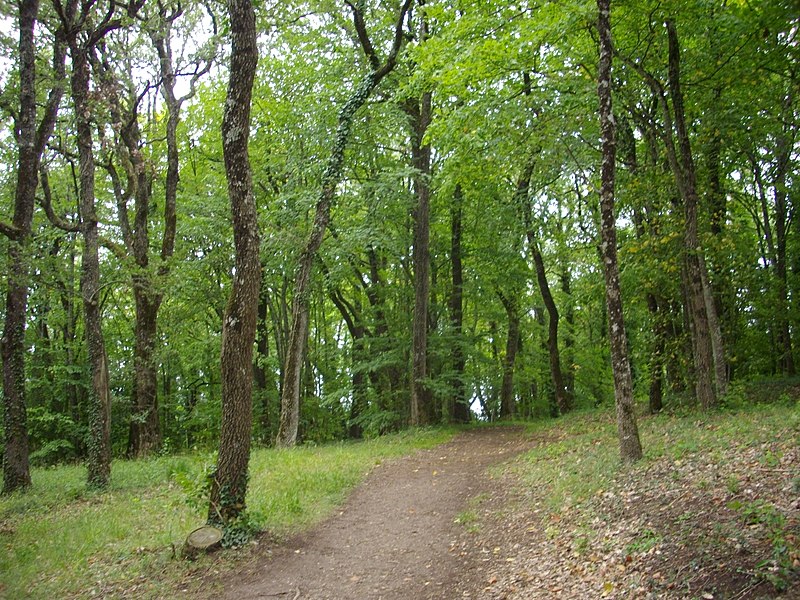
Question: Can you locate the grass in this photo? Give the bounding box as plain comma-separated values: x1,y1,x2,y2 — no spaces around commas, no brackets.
512,396,800,515
0,427,453,599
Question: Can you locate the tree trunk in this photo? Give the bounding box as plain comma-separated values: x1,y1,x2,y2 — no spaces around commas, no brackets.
516,164,571,415
128,287,162,456
559,265,576,399
597,0,642,462
208,0,260,526
276,0,412,446
2,0,66,494
61,22,114,487
2,0,38,494
407,90,433,427
450,184,470,423
497,292,520,419
646,294,665,413
529,239,570,415
665,19,718,409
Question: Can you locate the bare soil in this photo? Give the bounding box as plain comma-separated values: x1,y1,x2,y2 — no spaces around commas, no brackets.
211,422,799,600
217,427,533,599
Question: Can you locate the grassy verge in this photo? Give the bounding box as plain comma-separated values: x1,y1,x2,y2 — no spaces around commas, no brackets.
502,390,799,596
513,393,800,514
0,428,453,599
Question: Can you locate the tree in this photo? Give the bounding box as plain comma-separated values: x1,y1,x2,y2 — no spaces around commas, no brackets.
276,0,413,447
94,6,212,457
54,0,135,488
1,0,66,493
407,86,433,425
208,0,260,525
597,0,642,462
449,184,470,423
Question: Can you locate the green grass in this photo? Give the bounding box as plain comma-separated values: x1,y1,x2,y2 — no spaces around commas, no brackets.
512,398,800,514
0,427,453,599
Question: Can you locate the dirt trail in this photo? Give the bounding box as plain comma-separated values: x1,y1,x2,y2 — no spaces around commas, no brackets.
220,428,532,599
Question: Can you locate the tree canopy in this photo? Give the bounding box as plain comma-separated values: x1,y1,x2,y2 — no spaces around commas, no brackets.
1,0,797,494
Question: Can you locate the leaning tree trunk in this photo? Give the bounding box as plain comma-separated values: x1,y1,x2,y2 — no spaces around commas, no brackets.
597,0,642,463
529,237,571,415
276,0,413,447
208,0,260,526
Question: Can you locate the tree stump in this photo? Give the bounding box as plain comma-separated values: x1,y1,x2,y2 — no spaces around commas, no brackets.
182,525,223,560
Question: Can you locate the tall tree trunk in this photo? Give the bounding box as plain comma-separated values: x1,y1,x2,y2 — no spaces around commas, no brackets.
772,101,795,376
1,0,64,493
597,0,642,462
407,89,433,427
450,184,470,423
665,20,719,409
497,292,520,419
276,0,412,446
516,164,571,415
209,0,260,525
70,41,113,488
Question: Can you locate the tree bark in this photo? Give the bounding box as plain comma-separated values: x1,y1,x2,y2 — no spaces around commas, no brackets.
2,0,64,493
276,0,412,446
597,0,642,462
209,0,260,525
450,184,470,423
497,292,520,419
407,89,433,427
665,19,720,408
72,43,113,488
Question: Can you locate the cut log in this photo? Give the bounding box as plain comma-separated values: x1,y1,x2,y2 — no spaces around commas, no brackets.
182,525,223,560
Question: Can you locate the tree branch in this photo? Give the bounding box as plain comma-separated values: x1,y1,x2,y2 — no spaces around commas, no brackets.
39,167,81,233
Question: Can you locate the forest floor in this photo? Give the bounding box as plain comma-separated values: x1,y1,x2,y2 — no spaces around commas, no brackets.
208,427,535,599
205,401,799,600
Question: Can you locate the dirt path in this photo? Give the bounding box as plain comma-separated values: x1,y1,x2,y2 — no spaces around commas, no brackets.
219,427,532,599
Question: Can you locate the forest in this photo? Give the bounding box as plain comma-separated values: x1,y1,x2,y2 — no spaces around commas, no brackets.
0,0,798,530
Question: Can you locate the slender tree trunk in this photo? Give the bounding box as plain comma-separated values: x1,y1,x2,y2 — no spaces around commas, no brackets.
516,164,571,415
773,111,795,375
450,184,470,423
529,239,571,414
209,0,260,525
559,265,576,399
276,0,412,446
61,23,114,487
407,90,433,426
646,294,665,413
497,292,520,419
254,290,276,439
597,0,642,462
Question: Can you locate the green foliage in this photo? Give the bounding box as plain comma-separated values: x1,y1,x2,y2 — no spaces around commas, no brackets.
26,407,86,466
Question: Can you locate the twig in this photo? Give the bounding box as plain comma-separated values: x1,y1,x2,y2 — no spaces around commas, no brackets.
729,579,764,600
